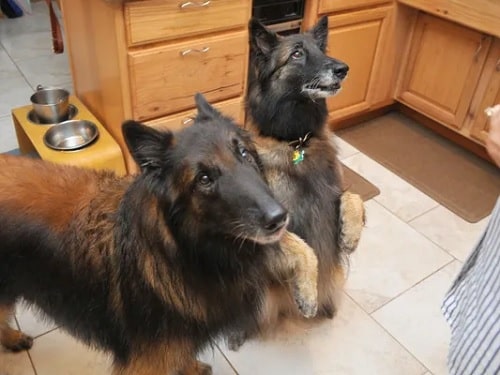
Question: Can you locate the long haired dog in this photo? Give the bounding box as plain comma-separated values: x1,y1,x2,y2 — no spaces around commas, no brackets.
0,94,319,374
228,17,365,348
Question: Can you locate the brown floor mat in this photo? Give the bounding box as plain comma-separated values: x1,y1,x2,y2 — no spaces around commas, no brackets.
338,112,500,223
342,163,380,201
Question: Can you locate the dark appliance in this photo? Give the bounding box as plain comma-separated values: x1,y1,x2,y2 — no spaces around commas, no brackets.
252,0,305,35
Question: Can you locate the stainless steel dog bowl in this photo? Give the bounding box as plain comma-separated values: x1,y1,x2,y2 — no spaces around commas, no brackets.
27,104,78,125
43,120,99,151
30,85,70,124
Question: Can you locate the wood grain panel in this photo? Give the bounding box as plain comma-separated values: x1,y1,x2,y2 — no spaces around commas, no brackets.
145,96,245,132
398,0,500,38
319,0,390,13
398,14,491,129
326,7,392,119
125,0,250,46
128,31,247,121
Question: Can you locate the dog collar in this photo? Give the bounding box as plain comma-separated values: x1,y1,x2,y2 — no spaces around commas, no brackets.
289,132,311,165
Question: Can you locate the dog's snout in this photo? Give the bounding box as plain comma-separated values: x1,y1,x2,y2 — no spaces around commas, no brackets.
263,204,288,233
333,63,349,79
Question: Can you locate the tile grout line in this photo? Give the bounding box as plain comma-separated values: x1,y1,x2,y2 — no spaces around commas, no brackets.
368,258,456,316
214,341,240,375
343,292,432,373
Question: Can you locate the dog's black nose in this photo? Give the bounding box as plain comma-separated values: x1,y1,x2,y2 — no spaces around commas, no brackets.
264,205,288,233
333,63,349,79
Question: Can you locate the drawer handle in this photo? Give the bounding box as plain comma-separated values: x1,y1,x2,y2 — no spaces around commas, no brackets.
179,1,211,9
180,47,210,56
496,59,500,72
182,117,194,125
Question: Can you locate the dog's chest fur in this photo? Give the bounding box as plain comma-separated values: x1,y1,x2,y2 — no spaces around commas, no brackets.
256,133,343,266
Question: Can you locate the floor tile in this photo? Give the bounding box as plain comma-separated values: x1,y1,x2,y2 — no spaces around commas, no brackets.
1,31,54,62
0,349,35,375
0,115,19,153
200,346,237,375
409,205,490,261
0,47,21,80
27,328,236,375
29,329,111,375
0,2,49,40
221,294,425,375
15,303,57,339
15,54,71,90
345,200,453,312
332,135,360,160
372,261,463,375
0,76,33,117
342,153,439,222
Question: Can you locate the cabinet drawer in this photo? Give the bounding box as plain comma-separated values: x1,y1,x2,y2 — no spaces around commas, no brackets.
125,0,250,46
144,97,245,132
129,31,247,121
318,0,390,13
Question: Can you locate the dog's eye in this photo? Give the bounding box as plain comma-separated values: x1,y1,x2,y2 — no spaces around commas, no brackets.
239,146,254,163
197,174,212,187
291,50,304,59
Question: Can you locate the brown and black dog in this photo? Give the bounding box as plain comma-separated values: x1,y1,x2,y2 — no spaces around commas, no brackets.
0,94,319,374
229,17,365,348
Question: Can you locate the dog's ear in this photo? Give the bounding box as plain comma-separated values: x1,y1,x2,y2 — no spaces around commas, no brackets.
249,18,279,57
122,120,174,173
194,93,222,121
309,16,328,52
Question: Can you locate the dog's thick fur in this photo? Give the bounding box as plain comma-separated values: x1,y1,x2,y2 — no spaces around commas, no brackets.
230,17,365,347
0,95,319,374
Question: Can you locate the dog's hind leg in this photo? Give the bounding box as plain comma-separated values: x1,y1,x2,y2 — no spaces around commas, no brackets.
0,303,33,352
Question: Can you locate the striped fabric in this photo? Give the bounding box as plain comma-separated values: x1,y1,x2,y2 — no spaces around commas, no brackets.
442,197,500,375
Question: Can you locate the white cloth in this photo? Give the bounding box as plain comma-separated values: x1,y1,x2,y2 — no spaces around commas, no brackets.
442,197,500,375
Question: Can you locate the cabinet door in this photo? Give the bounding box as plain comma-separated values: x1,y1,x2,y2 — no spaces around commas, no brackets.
469,41,500,144
326,6,392,120
397,14,491,130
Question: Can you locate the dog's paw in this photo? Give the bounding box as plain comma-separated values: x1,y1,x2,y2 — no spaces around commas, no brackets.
339,191,365,254
293,284,318,318
319,303,337,319
1,330,34,352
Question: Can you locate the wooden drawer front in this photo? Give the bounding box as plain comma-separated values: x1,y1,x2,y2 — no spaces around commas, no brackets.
129,31,247,121
319,0,390,13
145,97,245,132
125,0,250,46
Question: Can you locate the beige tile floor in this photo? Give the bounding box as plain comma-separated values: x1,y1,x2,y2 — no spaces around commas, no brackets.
0,3,493,375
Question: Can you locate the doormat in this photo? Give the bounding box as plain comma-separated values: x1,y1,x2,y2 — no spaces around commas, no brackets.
337,112,500,223
342,163,380,202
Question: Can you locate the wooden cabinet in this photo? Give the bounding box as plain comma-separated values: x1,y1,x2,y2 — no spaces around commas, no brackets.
397,13,491,130
145,97,244,133
303,0,398,127
319,0,389,13
467,40,500,145
325,6,393,121
60,0,251,173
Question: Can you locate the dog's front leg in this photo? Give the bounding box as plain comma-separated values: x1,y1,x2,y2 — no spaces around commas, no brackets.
338,191,365,254
274,231,319,318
